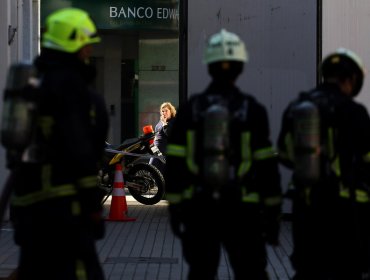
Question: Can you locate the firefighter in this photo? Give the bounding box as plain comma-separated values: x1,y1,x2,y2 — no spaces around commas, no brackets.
7,8,109,280
165,29,282,280
278,48,370,279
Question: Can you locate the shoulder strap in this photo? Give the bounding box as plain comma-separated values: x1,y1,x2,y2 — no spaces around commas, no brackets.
228,92,249,123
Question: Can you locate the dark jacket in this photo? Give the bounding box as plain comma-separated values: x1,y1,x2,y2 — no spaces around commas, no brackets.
165,81,281,220
154,117,175,154
10,49,109,238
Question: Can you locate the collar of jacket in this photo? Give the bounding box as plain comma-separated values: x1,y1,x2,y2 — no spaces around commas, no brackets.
204,81,240,97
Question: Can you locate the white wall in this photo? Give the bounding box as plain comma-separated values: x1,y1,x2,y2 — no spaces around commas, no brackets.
322,0,370,109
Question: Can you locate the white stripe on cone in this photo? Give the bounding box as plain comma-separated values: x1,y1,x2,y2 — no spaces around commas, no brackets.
112,187,125,196
114,171,124,183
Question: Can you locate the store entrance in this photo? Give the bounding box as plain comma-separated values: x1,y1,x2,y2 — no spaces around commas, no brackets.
121,59,137,140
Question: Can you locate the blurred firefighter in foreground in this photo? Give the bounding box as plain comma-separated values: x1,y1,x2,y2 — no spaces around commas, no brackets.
278,48,370,279
1,8,109,280
165,29,282,280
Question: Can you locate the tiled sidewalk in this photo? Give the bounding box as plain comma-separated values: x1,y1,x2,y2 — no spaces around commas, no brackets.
0,197,294,279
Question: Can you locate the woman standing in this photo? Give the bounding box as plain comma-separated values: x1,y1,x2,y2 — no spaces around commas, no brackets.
150,102,176,172
154,102,177,154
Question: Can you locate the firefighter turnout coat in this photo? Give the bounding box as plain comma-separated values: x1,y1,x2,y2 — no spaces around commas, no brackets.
278,83,370,205
9,49,109,279
165,81,282,238
278,83,370,278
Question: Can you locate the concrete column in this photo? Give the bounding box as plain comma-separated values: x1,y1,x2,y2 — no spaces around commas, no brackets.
0,0,41,221
9,0,19,63
32,0,40,57
16,0,24,61
22,0,33,62
0,0,11,88
0,0,11,220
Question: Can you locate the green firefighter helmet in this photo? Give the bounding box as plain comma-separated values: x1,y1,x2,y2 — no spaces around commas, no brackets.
42,7,101,53
203,29,249,64
321,48,365,97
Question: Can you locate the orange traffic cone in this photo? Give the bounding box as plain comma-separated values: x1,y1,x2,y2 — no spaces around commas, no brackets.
106,163,136,222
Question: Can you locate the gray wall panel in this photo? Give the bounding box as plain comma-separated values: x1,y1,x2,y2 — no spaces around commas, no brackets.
188,0,317,140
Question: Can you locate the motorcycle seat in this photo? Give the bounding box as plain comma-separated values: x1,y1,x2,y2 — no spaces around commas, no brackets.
118,138,141,149
104,139,138,151
105,132,154,151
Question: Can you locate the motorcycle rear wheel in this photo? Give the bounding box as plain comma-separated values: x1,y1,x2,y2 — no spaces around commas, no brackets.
126,163,165,205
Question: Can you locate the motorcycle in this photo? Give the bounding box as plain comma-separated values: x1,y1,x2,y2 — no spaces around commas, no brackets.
98,125,166,205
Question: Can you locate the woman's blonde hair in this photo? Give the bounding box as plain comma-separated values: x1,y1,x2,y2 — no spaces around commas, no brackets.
160,102,177,117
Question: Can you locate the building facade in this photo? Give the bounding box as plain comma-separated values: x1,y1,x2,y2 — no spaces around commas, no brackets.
2,0,370,214
41,0,182,144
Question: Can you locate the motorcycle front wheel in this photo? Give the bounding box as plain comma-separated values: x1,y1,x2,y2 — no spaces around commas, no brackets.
125,163,165,205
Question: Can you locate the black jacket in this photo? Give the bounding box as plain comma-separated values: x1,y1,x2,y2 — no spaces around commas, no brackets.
165,81,281,212
154,117,175,154
278,83,370,202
